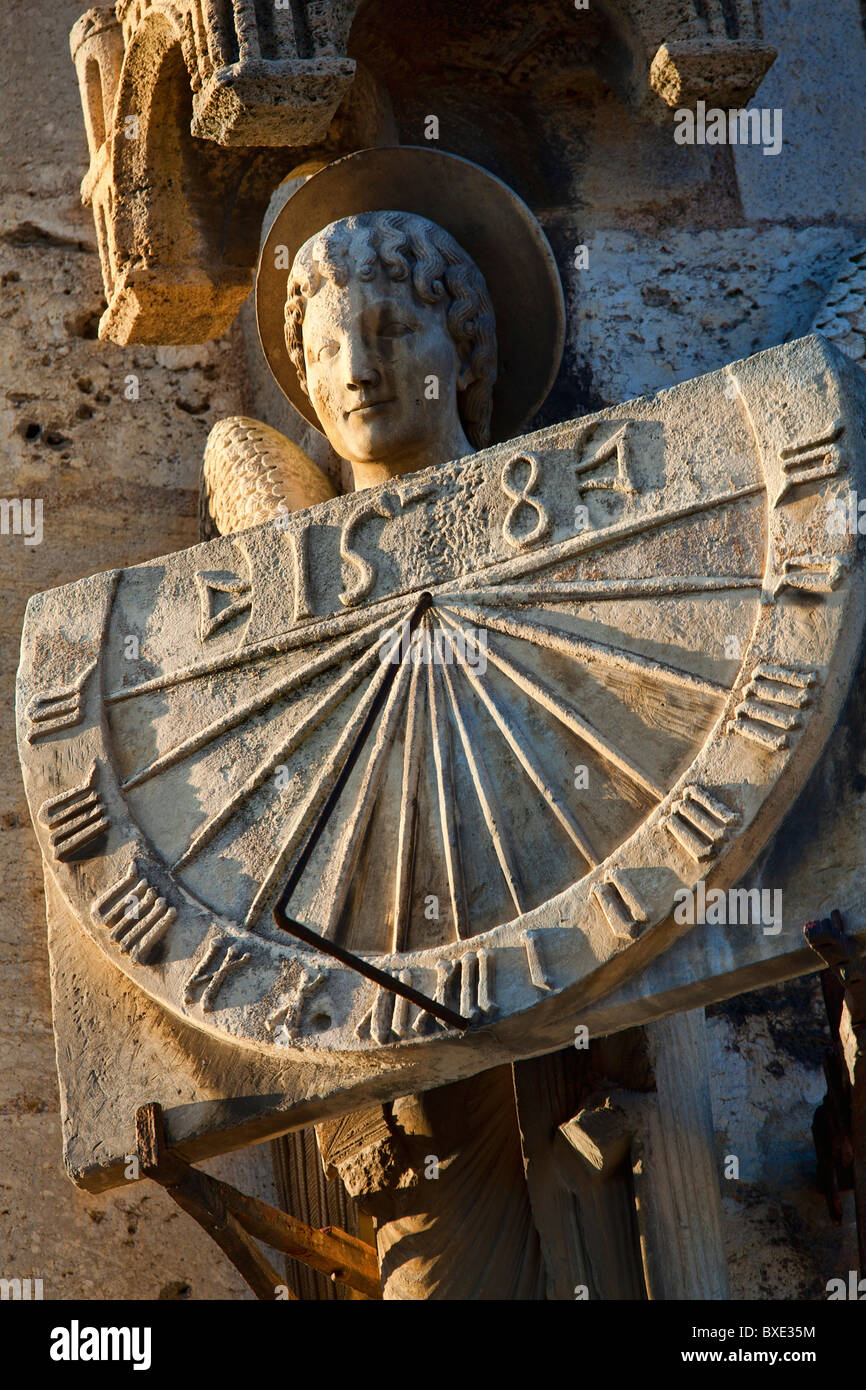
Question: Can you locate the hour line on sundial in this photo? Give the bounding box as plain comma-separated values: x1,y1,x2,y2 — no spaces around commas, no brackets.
265,591,471,1032
437,614,600,866
123,607,396,793
426,645,469,940
104,591,409,704
443,573,764,608
454,479,764,593
442,600,727,704
438,634,529,915
392,654,425,954
314,652,416,940
436,605,664,801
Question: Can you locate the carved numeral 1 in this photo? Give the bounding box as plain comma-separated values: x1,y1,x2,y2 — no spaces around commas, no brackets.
592,870,649,941
663,785,740,862
727,662,817,752
774,422,844,505
183,935,251,1012
38,764,109,862
522,929,554,991
25,660,95,743
91,860,177,963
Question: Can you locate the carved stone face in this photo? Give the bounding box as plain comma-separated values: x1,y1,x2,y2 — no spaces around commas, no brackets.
301,266,474,478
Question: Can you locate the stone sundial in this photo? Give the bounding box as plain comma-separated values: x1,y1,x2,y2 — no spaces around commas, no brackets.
17,332,866,1100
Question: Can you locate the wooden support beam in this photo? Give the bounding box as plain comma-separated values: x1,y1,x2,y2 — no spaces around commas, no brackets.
135,1103,381,1300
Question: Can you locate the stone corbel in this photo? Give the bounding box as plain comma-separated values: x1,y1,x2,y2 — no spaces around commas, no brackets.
608,0,776,118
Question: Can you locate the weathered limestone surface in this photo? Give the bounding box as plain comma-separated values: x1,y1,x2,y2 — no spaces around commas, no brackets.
5,0,866,1302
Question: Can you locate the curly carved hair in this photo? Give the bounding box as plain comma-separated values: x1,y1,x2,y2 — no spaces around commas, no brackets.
284,211,498,450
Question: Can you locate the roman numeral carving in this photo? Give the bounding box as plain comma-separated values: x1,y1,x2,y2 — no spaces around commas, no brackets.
727,662,817,752
774,422,844,505
522,928,554,991
592,869,649,940
38,764,108,862
290,527,314,623
575,423,639,495
355,952,496,1043
663,785,740,862
265,964,326,1041
195,570,252,640
772,553,845,597
183,935,251,1012
355,970,415,1044
24,660,95,743
91,860,177,963
414,951,496,1031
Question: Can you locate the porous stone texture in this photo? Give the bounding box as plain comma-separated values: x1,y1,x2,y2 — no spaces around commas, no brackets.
732,0,866,223
571,226,860,406
707,977,861,1300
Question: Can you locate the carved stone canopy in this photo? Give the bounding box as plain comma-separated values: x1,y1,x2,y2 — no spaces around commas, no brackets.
68,0,775,346
17,337,866,1189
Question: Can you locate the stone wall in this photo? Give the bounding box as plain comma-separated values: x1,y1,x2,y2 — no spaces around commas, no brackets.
2,0,865,1299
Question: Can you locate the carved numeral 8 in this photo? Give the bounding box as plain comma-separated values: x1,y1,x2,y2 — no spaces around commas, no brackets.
500,453,551,550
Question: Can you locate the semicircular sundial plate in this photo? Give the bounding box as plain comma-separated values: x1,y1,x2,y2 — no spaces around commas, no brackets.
16,336,866,1072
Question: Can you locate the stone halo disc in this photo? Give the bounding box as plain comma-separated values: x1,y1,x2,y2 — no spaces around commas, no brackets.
255,146,566,444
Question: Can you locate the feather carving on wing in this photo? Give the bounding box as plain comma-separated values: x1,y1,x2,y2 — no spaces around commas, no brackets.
200,416,337,540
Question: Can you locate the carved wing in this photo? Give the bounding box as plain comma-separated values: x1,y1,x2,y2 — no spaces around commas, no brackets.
201,416,337,538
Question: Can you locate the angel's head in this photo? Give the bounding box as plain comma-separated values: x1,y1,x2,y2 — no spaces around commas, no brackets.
284,211,497,485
